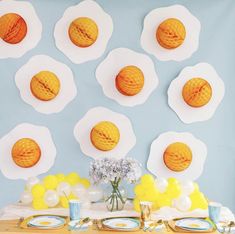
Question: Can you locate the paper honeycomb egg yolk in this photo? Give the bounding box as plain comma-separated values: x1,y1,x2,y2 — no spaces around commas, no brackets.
156,18,186,49
30,71,61,101
0,13,27,44
90,121,120,151
68,17,98,47
11,138,41,168
115,65,145,96
163,142,192,172
182,78,212,108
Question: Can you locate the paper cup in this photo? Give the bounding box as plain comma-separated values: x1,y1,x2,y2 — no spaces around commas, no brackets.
69,199,81,220
208,202,221,223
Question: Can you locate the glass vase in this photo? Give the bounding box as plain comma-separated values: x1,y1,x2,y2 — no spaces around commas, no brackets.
104,179,127,212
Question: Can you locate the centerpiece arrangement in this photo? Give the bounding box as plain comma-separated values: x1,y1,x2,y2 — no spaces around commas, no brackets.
89,157,142,212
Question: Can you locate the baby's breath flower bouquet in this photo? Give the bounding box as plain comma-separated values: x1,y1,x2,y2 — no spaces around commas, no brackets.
89,157,142,212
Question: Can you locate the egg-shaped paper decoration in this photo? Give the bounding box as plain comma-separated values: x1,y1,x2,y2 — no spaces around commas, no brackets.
96,48,159,106
0,123,56,180
168,63,225,124
15,55,77,114
54,0,113,64
140,5,200,61
147,132,207,181
0,0,42,59
74,107,136,159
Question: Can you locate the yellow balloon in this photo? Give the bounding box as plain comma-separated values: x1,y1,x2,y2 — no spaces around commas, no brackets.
158,194,172,207
165,183,181,199
134,184,144,197
190,191,208,210
55,173,66,183
167,177,179,185
193,182,200,192
32,198,48,210
31,184,45,198
43,175,58,190
133,198,141,212
60,193,77,208
66,172,80,185
80,178,90,188
140,174,155,185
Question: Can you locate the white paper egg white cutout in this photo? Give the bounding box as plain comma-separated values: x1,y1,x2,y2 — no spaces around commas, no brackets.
74,107,136,159
96,48,159,106
140,5,200,61
0,123,56,180
168,63,225,124
0,0,42,59
54,0,113,64
147,132,207,181
15,55,77,114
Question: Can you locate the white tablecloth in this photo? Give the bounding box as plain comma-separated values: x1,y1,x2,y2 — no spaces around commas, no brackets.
0,202,234,222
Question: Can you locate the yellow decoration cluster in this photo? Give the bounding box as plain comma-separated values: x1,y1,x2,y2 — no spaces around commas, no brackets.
133,174,208,212
30,172,90,210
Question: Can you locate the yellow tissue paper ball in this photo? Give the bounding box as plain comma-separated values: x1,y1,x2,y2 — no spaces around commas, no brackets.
31,184,45,198
60,193,77,208
66,172,80,185
133,198,141,212
55,173,66,183
190,191,208,210
141,174,155,185
32,198,48,210
43,175,58,190
80,178,90,188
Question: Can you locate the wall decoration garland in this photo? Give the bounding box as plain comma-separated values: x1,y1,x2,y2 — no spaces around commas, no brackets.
0,123,56,180
168,63,225,124
74,107,136,159
15,55,77,114
54,0,113,64
147,132,207,181
0,0,42,59
96,48,159,106
140,5,200,61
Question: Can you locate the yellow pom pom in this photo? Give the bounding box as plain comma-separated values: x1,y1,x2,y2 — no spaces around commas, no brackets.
80,178,90,188
134,184,144,197
43,175,58,190
133,198,141,212
31,184,45,198
55,173,66,183
32,198,48,210
141,174,155,185
66,172,80,185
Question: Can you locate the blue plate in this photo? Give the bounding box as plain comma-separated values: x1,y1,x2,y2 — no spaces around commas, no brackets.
28,216,65,229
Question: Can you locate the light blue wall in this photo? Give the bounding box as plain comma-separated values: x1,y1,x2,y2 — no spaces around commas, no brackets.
0,0,234,212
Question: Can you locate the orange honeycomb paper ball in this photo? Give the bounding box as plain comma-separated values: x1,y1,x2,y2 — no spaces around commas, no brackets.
0,13,27,44
115,65,145,96
68,17,98,48
156,18,186,49
90,121,120,151
30,71,61,101
11,138,41,168
163,142,192,172
182,78,212,108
